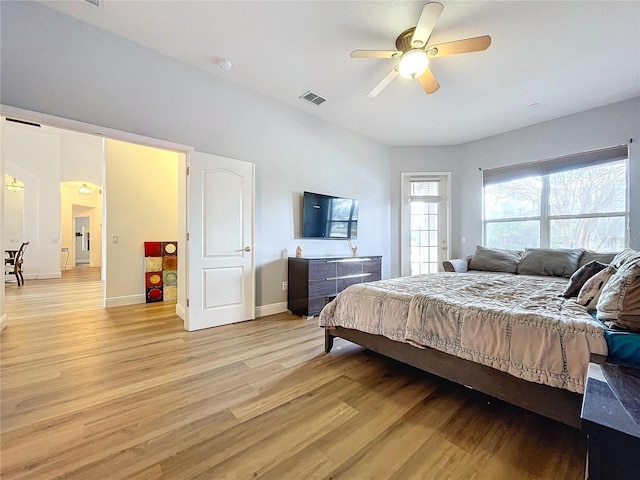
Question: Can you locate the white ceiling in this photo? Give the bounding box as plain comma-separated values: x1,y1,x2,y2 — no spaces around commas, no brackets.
39,1,640,146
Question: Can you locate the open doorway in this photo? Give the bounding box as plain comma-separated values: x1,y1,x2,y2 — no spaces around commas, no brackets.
1,117,185,317
74,216,90,265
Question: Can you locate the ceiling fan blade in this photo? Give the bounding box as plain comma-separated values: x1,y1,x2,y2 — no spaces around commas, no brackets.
367,66,399,98
411,2,445,49
429,35,492,57
351,50,402,59
418,67,440,94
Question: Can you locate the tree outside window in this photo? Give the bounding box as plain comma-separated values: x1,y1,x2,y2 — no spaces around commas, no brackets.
484,160,627,251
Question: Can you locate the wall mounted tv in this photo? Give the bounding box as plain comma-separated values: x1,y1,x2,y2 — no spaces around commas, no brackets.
302,191,358,239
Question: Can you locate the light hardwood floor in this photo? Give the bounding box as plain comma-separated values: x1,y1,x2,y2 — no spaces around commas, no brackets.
1,268,586,479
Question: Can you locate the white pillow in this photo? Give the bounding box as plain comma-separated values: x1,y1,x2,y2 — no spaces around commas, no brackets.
610,248,640,268
597,258,640,332
577,266,617,309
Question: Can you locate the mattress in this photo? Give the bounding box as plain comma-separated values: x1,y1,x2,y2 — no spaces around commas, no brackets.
320,272,608,393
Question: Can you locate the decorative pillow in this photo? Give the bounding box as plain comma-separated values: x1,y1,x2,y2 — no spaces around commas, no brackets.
578,250,617,268
562,261,608,298
516,248,583,278
577,266,618,309
468,245,522,273
597,258,640,332
611,248,640,268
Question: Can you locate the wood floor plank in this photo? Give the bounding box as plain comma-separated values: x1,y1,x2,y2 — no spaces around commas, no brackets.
1,267,587,479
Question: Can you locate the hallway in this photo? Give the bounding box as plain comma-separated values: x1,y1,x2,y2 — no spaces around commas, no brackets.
4,266,104,320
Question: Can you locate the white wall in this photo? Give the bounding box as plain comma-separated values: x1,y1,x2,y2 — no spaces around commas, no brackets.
3,174,24,247
390,98,640,270
60,134,103,185
389,146,461,277
0,1,392,311
456,98,640,257
104,139,179,306
2,127,61,279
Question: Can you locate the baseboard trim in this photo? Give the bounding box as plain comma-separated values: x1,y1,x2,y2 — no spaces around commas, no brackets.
255,301,288,318
22,272,62,280
175,303,186,320
104,294,146,308
0,314,7,333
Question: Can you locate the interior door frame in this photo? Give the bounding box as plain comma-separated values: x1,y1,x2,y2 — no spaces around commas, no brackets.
0,104,193,326
400,171,451,276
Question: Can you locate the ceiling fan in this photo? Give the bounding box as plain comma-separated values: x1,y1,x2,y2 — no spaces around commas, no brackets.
351,2,491,97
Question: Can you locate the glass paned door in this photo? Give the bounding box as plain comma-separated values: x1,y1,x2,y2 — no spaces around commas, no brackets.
410,195,439,274
402,174,449,276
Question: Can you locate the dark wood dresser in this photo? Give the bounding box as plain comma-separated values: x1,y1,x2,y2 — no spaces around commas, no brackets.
287,256,382,317
581,362,640,480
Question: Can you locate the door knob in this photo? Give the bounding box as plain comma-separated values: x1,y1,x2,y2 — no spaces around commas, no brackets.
243,246,251,252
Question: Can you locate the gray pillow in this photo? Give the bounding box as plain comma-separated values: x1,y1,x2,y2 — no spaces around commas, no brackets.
562,261,609,298
578,250,617,268
516,248,583,278
469,246,522,273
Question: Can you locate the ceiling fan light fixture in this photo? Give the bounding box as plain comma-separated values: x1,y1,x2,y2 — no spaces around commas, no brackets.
398,49,429,79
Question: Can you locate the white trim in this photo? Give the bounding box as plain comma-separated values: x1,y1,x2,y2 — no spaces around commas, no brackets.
1,105,193,153
23,272,62,280
255,301,288,318
0,314,7,332
175,303,186,320
104,294,146,308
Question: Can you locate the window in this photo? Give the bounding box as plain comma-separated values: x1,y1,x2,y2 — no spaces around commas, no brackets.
483,146,628,251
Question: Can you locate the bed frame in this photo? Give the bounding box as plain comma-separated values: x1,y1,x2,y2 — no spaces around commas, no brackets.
325,326,602,429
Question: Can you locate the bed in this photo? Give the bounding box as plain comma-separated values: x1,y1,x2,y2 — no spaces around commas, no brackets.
319,272,609,428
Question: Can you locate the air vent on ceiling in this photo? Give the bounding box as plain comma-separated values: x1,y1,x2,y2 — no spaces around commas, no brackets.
299,91,326,106
83,0,101,7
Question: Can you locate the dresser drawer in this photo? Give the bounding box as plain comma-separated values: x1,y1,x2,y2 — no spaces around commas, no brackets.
308,261,337,280
337,276,366,291
309,279,336,298
337,261,363,277
364,257,382,280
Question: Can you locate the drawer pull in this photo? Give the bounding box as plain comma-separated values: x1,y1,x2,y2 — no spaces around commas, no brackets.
326,273,371,281
325,258,372,263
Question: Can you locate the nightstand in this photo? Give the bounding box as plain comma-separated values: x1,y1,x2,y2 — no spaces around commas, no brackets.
581,362,640,480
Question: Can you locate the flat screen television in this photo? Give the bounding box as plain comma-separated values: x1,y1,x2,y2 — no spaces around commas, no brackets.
302,191,358,239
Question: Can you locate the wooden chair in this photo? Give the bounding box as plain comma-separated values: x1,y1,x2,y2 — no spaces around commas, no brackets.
5,241,29,286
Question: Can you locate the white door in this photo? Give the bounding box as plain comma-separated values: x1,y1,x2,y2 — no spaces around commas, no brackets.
401,173,450,276
186,152,255,331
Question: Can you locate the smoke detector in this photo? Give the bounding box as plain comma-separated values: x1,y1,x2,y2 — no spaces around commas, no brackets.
217,58,232,71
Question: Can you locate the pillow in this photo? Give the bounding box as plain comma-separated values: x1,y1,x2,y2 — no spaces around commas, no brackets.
516,248,583,278
611,248,640,268
468,246,522,273
597,258,640,332
577,266,617,309
562,261,608,298
578,250,617,268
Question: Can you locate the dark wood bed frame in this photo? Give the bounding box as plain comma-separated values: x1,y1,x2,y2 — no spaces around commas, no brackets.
325,326,603,429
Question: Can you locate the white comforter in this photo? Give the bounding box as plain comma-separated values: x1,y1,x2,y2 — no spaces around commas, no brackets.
319,273,607,393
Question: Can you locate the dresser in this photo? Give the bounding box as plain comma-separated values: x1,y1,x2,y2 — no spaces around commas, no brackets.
288,256,382,317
